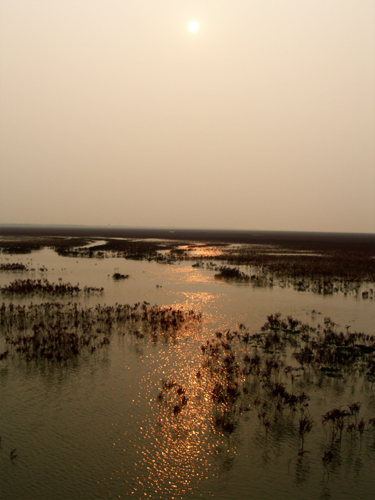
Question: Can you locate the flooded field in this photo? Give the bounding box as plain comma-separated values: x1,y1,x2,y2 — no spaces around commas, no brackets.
1,237,375,500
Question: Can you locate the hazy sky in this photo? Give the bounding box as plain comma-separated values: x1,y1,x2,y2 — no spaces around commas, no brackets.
1,0,374,233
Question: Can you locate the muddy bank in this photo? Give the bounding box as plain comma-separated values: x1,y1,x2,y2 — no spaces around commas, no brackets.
1,224,374,253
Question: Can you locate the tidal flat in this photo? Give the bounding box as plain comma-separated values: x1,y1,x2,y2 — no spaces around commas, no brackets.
0,228,374,499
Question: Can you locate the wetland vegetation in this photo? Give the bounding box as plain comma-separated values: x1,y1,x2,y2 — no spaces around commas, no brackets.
0,279,103,296
0,301,201,364
0,227,374,499
1,230,373,298
112,272,129,280
2,295,374,489
0,263,29,271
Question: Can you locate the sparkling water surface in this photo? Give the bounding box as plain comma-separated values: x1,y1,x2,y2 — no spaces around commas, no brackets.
1,248,374,499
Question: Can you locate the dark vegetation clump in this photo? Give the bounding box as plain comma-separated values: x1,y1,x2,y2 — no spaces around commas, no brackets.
112,273,129,280
0,301,202,364
157,380,188,416
254,313,375,380
0,263,29,271
55,239,177,262
196,325,314,437
1,233,374,297
218,247,375,297
1,245,42,254
214,266,250,282
186,314,375,466
192,261,203,268
0,279,103,296
1,296,374,474
0,236,91,255
213,265,275,287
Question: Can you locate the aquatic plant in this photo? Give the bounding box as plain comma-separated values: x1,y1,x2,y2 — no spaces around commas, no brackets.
0,236,91,255
348,402,361,421
112,273,129,280
55,238,178,263
214,266,251,282
0,349,9,361
192,262,203,268
0,301,202,364
0,279,103,296
322,449,334,479
0,263,29,271
2,233,374,297
157,380,189,417
322,408,351,443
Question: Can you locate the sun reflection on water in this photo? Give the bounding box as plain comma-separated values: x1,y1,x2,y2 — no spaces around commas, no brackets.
165,264,213,285
172,291,218,310
177,245,225,258
123,315,237,498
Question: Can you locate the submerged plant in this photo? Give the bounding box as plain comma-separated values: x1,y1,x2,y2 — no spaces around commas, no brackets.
0,278,103,296
299,414,314,450
112,273,129,280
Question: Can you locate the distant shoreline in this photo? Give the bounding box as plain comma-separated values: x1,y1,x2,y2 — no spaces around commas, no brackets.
0,224,374,253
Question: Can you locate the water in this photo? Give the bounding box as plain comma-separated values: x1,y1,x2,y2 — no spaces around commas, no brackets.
1,248,374,499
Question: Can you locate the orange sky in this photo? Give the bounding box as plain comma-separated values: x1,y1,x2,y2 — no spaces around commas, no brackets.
1,0,374,233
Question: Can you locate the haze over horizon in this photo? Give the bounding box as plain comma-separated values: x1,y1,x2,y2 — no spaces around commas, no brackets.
1,1,374,234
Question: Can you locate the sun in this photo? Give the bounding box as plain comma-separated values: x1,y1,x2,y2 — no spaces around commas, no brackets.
189,21,199,32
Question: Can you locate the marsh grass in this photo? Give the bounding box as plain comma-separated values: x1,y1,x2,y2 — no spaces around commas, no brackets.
0,279,103,296
1,301,374,478
55,239,177,262
0,301,202,364
0,236,91,254
1,234,374,297
112,273,129,280
180,313,375,474
0,263,29,271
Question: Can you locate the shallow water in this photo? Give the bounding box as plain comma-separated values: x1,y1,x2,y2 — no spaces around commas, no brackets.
1,249,374,499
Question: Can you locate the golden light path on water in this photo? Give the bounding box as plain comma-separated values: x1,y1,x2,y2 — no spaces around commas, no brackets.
177,245,225,259
118,291,241,498
165,265,214,285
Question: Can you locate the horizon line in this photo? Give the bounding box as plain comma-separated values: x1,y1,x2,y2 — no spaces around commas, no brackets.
0,222,374,237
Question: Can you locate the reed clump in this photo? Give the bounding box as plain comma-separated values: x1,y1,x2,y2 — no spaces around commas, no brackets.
2,301,374,477
0,263,29,271
55,239,178,263
0,301,202,364
0,279,104,296
0,236,91,254
183,312,375,474
112,273,129,280
214,266,251,282
2,234,374,298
